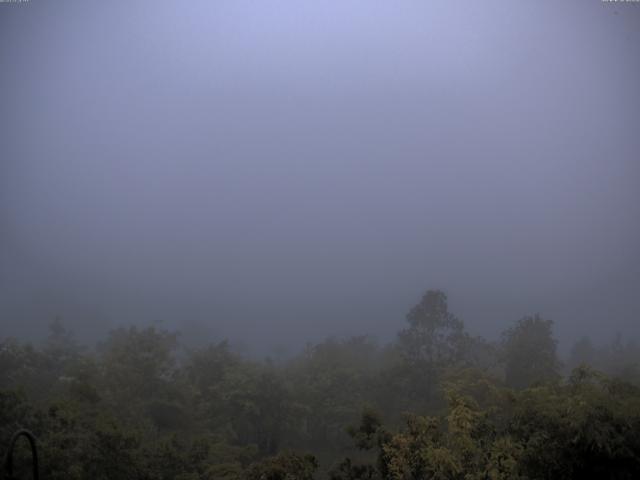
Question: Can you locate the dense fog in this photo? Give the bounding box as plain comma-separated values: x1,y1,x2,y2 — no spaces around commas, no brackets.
2,2,639,349
2,2,640,479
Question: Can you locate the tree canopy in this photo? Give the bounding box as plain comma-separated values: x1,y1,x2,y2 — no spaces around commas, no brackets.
1,290,639,479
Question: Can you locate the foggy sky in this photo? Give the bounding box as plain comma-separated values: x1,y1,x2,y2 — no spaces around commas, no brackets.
1,0,639,352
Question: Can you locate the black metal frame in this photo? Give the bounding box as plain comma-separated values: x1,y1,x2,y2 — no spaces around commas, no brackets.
2,430,39,480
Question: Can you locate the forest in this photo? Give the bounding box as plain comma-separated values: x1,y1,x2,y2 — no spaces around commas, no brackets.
1,290,639,479
2,0,639,478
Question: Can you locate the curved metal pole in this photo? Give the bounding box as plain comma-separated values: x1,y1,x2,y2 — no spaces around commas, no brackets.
3,429,39,480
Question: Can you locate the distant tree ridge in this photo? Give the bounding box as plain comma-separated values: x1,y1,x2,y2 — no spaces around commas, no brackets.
1,289,638,479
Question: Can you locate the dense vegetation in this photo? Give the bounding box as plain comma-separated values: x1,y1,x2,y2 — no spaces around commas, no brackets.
1,290,639,479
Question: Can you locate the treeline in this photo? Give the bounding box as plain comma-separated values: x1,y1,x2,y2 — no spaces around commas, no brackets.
1,290,639,479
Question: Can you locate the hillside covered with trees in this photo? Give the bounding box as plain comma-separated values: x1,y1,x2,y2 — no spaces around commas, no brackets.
2,291,639,479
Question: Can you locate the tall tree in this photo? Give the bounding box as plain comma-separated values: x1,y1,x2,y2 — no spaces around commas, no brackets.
501,315,560,389
397,290,467,403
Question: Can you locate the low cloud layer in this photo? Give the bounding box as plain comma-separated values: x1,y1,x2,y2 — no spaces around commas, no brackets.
1,0,639,351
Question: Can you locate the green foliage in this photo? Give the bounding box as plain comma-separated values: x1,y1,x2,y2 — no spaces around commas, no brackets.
100,326,180,402
244,451,318,480
287,337,383,452
398,291,467,370
502,314,560,389
396,290,469,408
337,368,640,480
329,457,378,480
1,294,639,478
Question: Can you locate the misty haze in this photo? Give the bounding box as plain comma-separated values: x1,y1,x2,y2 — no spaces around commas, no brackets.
1,1,639,479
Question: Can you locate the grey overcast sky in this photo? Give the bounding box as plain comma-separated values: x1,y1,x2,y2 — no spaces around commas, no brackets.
1,0,639,351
